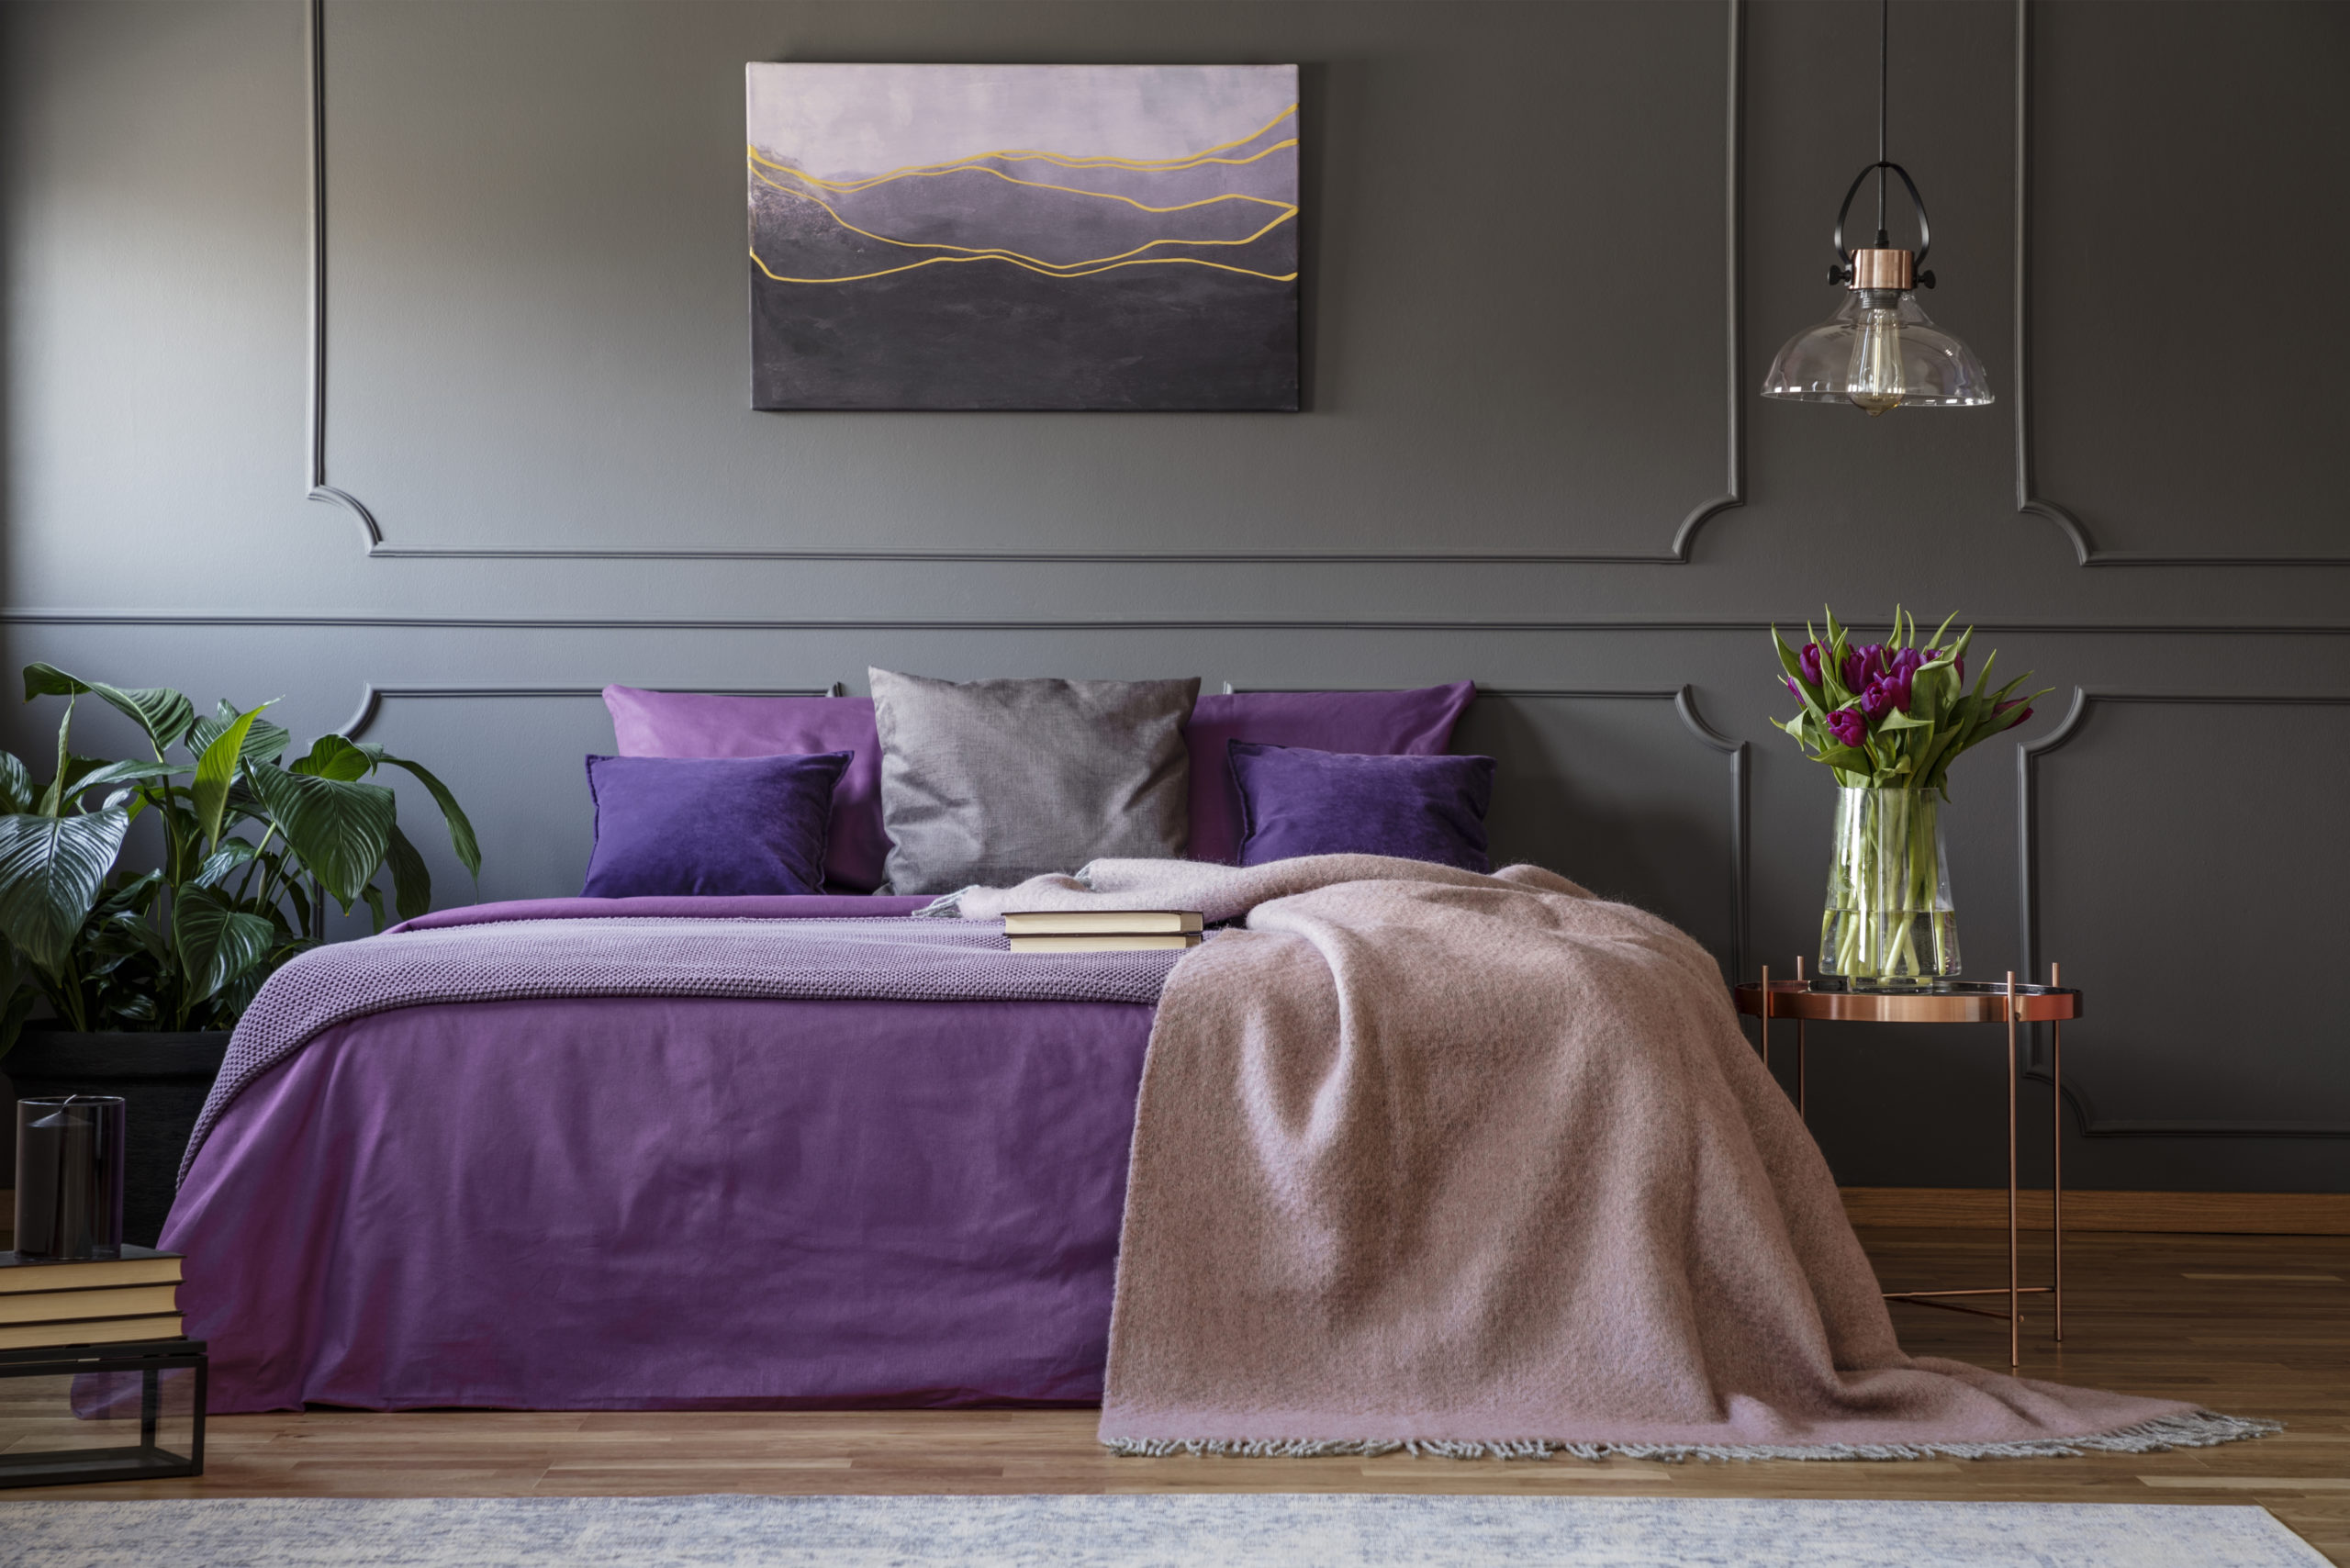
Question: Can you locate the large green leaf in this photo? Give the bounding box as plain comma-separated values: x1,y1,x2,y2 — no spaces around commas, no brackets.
0,753,32,816
383,821,431,921
0,807,131,973
173,885,277,1004
23,664,196,754
244,766,396,910
356,747,480,879
191,700,291,767
290,734,375,782
192,705,269,850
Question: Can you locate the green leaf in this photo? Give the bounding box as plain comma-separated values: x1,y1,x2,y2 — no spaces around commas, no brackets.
1877,708,1934,732
0,982,37,1062
363,883,390,935
191,838,260,889
290,734,375,783
0,753,32,816
243,766,396,911
90,869,163,924
358,748,480,879
173,885,277,1003
21,663,86,701
0,807,131,973
191,700,291,767
23,664,196,754
384,821,432,921
193,705,270,850
67,758,181,797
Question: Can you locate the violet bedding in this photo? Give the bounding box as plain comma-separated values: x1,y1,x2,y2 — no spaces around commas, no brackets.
161,897,1170,1413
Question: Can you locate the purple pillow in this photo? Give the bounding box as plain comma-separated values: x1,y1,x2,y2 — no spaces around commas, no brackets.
1183,683,1476,865
582,752,849,898
603,687,888,892
1228,742,1495,872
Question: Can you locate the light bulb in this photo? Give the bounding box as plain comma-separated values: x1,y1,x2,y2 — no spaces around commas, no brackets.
1845,300,1905,416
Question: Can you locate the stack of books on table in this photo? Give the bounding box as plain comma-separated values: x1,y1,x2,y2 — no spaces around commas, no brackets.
1004,910,1205,953
0,1247,185,1351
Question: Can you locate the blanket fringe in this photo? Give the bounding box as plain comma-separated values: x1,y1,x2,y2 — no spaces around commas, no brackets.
1103,1409,2279,1463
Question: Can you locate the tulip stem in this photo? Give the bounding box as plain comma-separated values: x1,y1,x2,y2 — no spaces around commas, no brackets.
1819,785,1954,988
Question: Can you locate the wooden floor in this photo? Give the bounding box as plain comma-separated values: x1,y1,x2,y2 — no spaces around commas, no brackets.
7,1227,2347,1562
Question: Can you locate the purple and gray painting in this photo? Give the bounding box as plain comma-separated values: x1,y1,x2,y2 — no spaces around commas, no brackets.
745,64,1299,410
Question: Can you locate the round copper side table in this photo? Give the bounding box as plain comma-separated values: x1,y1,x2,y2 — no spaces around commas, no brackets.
1732,966,2084,1369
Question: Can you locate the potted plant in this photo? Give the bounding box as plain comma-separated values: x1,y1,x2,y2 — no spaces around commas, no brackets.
0,664,478,1242
1772,610,2047,991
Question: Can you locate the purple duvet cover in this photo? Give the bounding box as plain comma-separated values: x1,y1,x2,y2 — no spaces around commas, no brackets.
161,897,1164,1413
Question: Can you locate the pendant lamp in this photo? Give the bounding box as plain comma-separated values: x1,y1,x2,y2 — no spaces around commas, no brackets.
1762,0,1993,415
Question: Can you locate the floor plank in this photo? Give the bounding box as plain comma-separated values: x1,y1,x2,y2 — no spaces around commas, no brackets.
5,1227,2344,1562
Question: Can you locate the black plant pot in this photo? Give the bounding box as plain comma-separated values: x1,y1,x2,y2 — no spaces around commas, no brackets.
6,1030,230,1249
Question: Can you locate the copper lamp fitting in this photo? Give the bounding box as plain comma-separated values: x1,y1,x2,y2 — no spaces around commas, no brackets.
1848,248,1916,292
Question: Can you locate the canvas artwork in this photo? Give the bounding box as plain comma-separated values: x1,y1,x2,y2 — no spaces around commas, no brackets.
745,63,1299,411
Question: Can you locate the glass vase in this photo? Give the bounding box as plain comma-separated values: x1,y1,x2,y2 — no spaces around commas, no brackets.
1818,786,1960,989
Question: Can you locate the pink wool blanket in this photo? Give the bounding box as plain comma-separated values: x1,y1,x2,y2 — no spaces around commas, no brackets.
950,856,2271,1460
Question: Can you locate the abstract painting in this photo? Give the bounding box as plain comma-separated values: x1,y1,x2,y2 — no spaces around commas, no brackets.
745,64,1299,411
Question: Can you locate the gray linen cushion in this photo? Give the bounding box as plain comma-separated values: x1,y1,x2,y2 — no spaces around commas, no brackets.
869,669,1201,893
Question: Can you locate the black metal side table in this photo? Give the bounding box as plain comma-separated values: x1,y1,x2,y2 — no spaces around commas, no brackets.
0,1337,207,1488
1732,968,2083,1369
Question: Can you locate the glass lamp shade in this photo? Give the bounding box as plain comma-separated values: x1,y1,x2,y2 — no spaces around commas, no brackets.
1761,290,1994,414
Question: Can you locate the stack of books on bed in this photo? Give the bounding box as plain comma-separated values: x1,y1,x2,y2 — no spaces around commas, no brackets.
1003,910,1205,952
0,1247,185,1351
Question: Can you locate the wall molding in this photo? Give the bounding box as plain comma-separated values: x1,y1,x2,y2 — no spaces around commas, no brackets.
11,610,2350,635
335,682,838,740
2011,0,2350,568
2015,687,2350,1137
300,0,1745,566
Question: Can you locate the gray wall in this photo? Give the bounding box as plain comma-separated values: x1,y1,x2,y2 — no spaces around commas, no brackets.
4,0,2345,1193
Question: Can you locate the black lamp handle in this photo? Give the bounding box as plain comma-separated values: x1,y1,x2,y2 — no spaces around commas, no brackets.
1830,160,1933,284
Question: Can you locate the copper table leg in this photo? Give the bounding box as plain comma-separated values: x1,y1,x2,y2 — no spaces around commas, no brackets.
2052,959,2064,1344
1794,958,1807,1120
2006,969,2020,1370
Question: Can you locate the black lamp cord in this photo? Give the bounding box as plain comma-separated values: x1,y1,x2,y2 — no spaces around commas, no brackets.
1827,0,1933,286
1874,0,1890,247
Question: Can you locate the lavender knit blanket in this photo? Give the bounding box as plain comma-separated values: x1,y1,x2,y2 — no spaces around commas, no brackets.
180,916,1178,1182
956,857,2276,1462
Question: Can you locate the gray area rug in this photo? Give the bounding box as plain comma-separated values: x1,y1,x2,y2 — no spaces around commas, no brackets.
0,1495,2326,1566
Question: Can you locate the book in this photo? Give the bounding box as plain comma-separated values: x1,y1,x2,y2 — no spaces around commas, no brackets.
0,1247,183,1295
0,1282,180,1327
1002,910,1203,935
1007,933,1204,953
0,1314,185,1353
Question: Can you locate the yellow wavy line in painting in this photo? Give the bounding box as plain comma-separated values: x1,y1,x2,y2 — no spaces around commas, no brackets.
751,169,1295,273
747,142,1295,214
744,102,1298,195
749,246,1297,285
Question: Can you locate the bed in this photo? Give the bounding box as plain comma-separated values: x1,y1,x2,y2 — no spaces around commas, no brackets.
156,679,2237,1457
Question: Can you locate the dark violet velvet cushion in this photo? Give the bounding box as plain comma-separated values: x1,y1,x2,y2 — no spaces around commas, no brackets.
602,687,889,892
582,752,850,898
1183,683,1476,865
1227,742,1496,873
